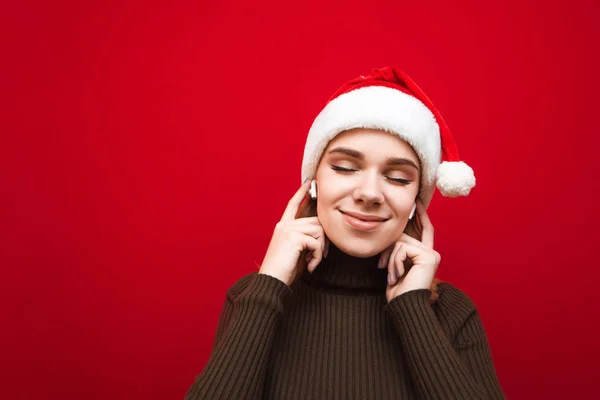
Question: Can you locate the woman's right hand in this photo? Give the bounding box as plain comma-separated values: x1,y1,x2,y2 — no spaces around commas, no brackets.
259,181,329,286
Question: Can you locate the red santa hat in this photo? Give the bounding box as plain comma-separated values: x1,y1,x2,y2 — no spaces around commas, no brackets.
301,67,475,207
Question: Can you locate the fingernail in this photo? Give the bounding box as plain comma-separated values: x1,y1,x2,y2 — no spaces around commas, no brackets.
387,273,391,285
378,257,383,269
324,246,329,258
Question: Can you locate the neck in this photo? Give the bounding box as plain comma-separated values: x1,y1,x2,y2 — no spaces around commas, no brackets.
299,242,388,293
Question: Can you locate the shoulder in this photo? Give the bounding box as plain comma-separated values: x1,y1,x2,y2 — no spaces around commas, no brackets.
434,281,479,319
226,272,258,298
224,272,261,302
433,282,492,347
225,271,292,302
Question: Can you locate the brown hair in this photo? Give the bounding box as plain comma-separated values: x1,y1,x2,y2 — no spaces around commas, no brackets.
296,194,441,304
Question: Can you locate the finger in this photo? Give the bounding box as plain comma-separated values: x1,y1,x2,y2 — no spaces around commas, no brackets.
378,245,392,269
289,216,322,226
290,224,326,245
400,241,428,265
323,235,330,258
388,242,402,285
281,181,312,222
399,233,425,247
395,247,406,280
391,243,408,284
304,250,311,263
305,236,325,272
295,226,325,268
415,199,434,249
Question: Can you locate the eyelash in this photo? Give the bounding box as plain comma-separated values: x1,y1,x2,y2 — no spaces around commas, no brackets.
330,165,411,185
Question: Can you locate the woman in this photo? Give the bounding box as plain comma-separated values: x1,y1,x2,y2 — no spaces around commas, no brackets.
185,67,505,399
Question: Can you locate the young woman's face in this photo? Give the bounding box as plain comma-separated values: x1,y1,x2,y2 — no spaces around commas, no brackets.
314,128,421,257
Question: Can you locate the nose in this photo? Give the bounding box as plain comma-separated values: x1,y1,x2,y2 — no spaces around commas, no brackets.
353,170,384,206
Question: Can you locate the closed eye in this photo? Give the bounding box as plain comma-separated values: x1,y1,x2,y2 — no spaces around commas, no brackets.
330,165,411,185
331,165,355,173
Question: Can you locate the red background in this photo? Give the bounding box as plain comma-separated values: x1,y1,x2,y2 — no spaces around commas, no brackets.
2,0,599,398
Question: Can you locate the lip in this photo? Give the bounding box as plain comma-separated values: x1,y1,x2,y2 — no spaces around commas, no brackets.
340,210,389,222
340,210,388,231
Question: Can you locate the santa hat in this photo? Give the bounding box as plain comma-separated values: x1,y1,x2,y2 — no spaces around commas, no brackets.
301,67,475,207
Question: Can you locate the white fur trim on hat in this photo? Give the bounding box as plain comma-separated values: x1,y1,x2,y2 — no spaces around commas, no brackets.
301,86,441,206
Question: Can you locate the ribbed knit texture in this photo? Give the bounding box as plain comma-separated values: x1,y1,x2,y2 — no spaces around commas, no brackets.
185,244,505,399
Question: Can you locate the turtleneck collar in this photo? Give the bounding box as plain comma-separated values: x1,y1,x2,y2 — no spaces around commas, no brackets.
299,241,389,294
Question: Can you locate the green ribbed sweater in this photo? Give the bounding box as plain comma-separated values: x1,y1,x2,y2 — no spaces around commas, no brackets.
185,244,505,399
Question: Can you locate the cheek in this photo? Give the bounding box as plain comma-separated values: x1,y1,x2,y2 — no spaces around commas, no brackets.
315,196,345,233
316,200,336,225
394,187,420,211
388,197,418,223
402,203,416,219
400,199,415,213
315,177,343,201
313,179,343,212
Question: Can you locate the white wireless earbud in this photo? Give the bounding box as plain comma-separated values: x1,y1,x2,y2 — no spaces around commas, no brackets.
309,180,317,199
408,202,417,219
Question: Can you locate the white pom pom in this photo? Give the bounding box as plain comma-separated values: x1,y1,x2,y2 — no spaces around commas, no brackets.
435,161,476,197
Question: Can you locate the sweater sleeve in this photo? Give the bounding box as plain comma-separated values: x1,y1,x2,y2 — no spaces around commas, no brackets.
384,286,506,400
185,272,292,400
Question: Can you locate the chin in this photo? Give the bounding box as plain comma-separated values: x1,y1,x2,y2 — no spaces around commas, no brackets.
330,235,386,258
320,212,401,257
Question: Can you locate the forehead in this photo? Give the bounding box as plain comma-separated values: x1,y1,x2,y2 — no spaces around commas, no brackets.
324,128,419,162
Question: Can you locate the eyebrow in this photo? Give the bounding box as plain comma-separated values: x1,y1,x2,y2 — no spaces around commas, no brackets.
327,147,420,171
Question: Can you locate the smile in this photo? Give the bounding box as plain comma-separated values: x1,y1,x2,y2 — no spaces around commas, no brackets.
340,211,388,232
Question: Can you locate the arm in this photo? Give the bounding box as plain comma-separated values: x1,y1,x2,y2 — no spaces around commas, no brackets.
185,272,292,400
384,287,506,400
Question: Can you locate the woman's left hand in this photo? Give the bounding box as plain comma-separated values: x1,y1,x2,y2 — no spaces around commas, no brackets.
379,199,441,303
